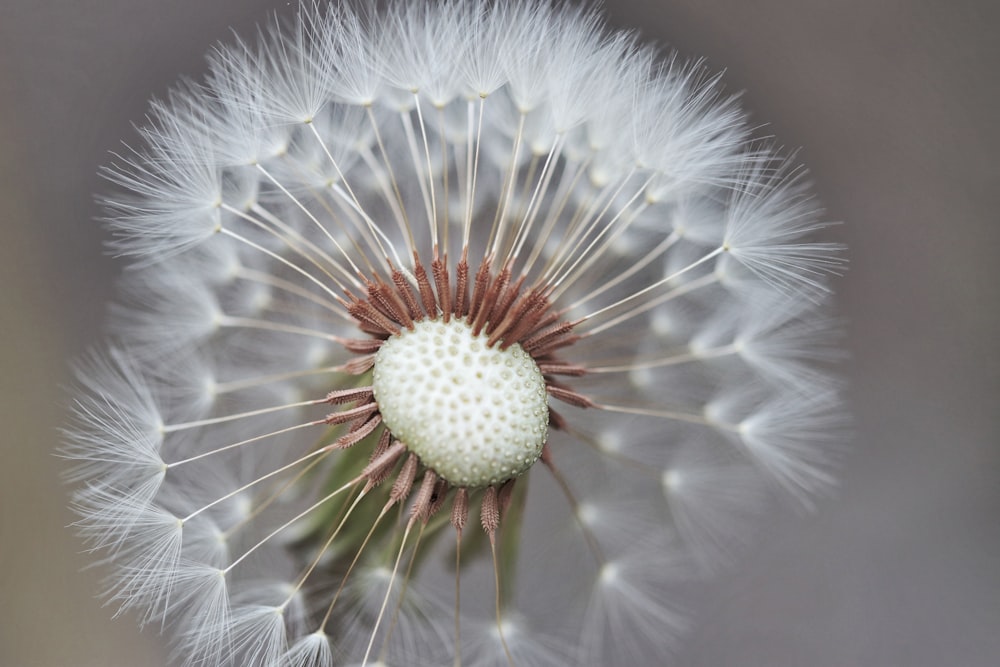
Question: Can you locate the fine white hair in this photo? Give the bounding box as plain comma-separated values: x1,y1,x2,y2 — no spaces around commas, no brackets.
64,1,845,665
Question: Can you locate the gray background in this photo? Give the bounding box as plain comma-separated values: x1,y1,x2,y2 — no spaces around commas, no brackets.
1,1,997,665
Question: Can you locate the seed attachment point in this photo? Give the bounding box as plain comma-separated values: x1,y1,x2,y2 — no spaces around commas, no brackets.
372,318,549,487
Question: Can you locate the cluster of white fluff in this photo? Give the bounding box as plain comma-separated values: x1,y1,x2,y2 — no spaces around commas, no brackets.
64,2,844,665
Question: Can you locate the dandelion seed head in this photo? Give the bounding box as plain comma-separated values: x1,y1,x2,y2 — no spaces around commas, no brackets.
63,1,846,664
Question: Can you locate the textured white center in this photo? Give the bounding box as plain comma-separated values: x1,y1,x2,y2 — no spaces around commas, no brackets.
372,318,549,487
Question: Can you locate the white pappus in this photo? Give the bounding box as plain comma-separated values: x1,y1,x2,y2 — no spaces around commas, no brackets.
63,1,846,665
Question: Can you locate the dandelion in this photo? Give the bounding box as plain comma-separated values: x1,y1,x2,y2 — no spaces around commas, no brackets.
64,1,844,665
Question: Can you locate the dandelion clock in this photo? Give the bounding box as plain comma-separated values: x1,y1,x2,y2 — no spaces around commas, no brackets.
63,1,845,665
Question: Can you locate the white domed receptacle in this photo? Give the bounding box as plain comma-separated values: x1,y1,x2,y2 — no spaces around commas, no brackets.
372,318,549,488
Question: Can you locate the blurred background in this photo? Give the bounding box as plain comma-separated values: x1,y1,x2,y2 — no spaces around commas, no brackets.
1,1,997,665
